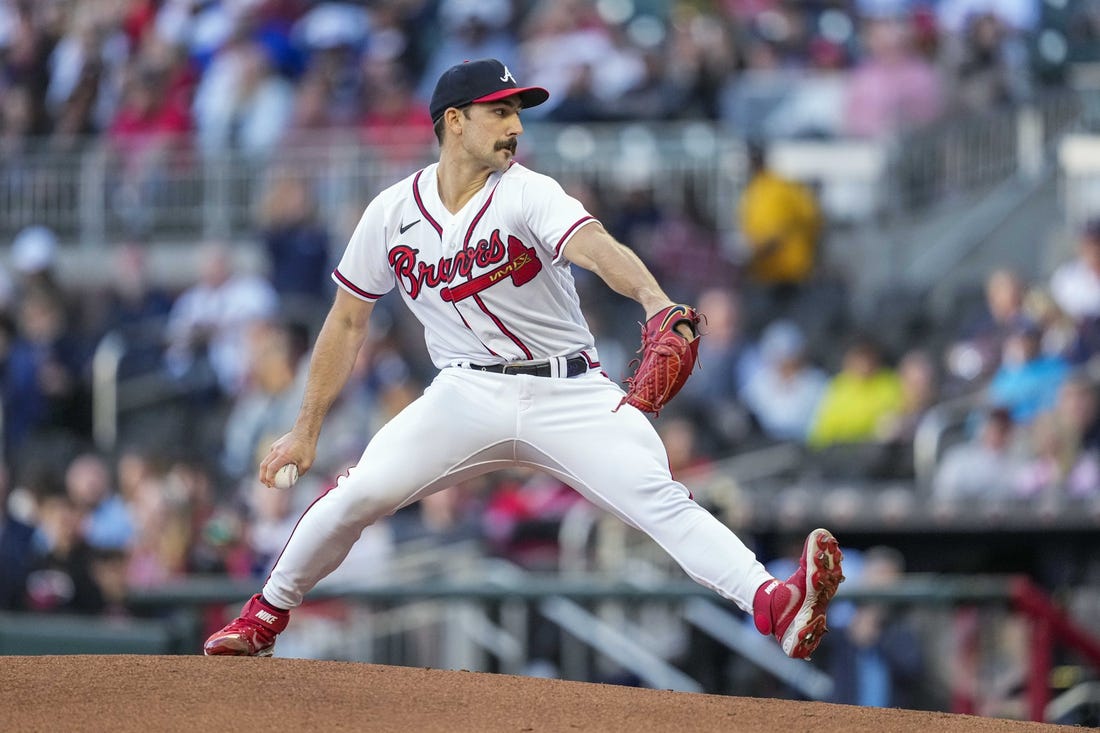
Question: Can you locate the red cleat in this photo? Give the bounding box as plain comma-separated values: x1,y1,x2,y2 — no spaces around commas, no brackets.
203,594,290,657
753,528,845,659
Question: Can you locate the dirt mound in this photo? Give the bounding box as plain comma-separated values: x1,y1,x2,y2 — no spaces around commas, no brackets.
0,655,1069,732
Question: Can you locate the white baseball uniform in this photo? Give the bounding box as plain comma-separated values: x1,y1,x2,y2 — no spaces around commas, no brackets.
261,162,772,614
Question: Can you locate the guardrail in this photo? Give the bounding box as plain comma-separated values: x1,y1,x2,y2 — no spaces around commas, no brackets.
112,571,1100,722
2,570,1096,721
0,90,1080,250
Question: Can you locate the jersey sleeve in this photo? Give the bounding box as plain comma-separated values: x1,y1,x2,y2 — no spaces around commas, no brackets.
332,196,394,301
520,173,598,263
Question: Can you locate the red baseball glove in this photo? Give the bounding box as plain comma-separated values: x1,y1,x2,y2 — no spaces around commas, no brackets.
617,304,702,416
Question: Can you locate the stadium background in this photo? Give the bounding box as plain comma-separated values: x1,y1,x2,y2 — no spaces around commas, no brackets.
1,0,1099,727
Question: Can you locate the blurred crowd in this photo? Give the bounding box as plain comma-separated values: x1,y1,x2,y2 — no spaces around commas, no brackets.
0,163,1096,621
1,0,1098,162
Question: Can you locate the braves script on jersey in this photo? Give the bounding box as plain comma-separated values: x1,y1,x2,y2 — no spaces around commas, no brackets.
333,162,598,367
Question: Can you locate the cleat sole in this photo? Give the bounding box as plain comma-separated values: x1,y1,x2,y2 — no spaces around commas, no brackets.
782,528,845,659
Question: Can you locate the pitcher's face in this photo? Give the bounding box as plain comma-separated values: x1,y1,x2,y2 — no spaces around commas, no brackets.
461,99,524,172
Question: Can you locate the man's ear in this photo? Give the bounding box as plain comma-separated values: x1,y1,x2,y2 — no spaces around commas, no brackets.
445,107,465,137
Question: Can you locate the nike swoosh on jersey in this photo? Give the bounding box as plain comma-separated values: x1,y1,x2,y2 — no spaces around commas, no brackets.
399,219,420,234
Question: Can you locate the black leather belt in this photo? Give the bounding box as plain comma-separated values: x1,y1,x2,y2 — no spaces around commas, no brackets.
470,354,588,378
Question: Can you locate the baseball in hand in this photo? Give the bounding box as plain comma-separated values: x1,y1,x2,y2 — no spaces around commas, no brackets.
273,463,299,490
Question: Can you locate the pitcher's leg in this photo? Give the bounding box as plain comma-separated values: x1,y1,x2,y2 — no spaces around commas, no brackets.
263,370,516,609
517,375,771,613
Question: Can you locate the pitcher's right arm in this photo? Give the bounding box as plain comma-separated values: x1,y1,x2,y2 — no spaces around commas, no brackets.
258,288,375,487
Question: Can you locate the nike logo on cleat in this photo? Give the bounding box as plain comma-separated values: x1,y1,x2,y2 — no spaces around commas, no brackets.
399,219,420,234
256,610,279,624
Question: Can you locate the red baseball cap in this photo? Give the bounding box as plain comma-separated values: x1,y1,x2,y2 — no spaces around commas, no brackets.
429,58,549,123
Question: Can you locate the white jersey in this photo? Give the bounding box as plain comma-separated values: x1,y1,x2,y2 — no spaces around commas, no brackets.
333,162,598,368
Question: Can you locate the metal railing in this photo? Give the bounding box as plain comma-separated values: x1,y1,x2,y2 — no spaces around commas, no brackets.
111,570,1100,722
0,90,1081,251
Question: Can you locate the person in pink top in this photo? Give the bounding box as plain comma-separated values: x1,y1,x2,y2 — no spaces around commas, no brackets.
844,16,944,139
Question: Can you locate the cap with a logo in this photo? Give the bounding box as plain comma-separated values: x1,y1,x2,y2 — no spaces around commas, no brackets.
429,58,549,123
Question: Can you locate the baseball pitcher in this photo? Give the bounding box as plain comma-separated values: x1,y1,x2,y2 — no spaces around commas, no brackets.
204,59,843,662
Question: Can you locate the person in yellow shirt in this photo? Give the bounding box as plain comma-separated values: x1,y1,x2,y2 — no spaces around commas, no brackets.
737,144,823,288
809,337,904,448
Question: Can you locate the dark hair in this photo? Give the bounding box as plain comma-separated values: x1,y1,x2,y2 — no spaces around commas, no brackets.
747,142,767,173
1082,217,1100,241
433,105,472,145
987,406,1013,427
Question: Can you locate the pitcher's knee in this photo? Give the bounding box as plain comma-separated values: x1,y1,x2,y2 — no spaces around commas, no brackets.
334,491,403,528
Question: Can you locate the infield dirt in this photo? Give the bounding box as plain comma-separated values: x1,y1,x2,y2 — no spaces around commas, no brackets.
0,655,1074,732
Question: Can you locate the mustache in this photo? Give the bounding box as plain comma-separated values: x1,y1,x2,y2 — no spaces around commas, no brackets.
495,139,517,153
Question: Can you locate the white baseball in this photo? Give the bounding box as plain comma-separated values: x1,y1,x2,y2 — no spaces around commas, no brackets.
273,463,299,490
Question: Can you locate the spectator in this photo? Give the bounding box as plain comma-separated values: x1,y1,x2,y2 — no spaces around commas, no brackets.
417,0,520,106
1022,286,1078,361
106,58,192,232
25,487,105,614
280,69,339,143
878,348,940,444
311,340,377,480
825,546,926,709
518,1,629,119
1050,220,1100,323
2,4,54,137
222,320,309,483
92,241,176,380
740,319,828,443
65,450,134,552
809,336,903,448
245,475,302,577
192,503,252,578
0,85,35,162
10,224,65,304
604,183,664,263
658,415,714,480
89,547,132,618
844,15,945,139
932,407,1025,502
674,287,760,453
0,466,34,610
1015,376,1100,501
719,37,796,142
256,173,333,318
735,143,823,318
193,38,295,159
360,60,436,159
987,318,1070,424
3,287,90,456
543,63,605,123
661,4,736,121
99,241,175,338
389,478,486,546
937,0,1040,36
1067,314,1100,367
946,268,1027,386
289,6,367,128
482,469,586,570
941,11,1031,114
126,459,200,588
164,241,280,397
45,5,113,151
648,194,738,302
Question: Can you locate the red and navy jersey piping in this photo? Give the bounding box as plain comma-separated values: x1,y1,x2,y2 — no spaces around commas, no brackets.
333,268,384,300
412,169,443,238
554,215,597,258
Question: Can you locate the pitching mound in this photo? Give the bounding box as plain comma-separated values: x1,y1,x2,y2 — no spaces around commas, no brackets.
0,655,1069,732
